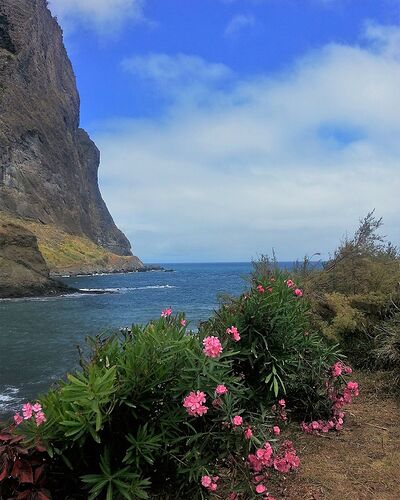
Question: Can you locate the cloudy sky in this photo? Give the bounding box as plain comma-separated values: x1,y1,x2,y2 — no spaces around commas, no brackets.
48,0,400,263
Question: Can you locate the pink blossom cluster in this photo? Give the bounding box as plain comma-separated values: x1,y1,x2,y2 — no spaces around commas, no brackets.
284,279,303,297
244,427,253,439
272,399,287,423
248,440,299,497
232,415,243,426
201,475,219,492
180,319,187,327
203,336,223,358
212,385,228,408
215,384,228,395
183,391,208,417
301,366,359,434
14,402,46,427
301,416,341,434
331,361,353,378
161,307,172,317
226,326,241,342
331,381,359,411
256,284,273,294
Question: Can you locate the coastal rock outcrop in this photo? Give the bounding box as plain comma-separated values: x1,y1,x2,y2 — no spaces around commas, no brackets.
0,221,70,298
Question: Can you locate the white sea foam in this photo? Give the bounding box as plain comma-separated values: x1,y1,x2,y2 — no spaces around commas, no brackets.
0,387,20,412
79,285,176,293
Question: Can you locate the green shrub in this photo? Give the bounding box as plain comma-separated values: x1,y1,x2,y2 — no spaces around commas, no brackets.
374,310,400,394
201,272,342,420
2,282,352,498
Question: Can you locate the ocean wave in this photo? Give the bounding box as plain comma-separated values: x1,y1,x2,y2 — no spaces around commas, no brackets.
79,285,176,293
0,386,21,413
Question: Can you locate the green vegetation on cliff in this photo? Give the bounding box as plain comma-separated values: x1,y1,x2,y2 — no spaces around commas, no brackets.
0,211,143,277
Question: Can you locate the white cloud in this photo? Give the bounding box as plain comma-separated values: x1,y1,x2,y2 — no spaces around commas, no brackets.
95,24,400,262
224,14,256,37
48,0,146,33
123,53,233,86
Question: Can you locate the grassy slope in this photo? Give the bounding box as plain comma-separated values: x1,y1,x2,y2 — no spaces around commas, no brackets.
0,211,139,275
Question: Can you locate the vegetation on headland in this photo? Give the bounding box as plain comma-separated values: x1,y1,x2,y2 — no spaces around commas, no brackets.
0,211,141,276
1,211,399,499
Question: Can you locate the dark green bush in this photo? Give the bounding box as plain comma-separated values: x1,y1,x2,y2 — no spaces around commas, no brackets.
201,272,342,419
1,277,351,498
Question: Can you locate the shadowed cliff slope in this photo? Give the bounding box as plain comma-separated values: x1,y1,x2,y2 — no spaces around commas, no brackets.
0,0,140,262
0,221,71,298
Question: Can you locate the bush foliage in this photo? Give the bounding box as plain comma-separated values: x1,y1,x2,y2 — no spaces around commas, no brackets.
1,273,356,499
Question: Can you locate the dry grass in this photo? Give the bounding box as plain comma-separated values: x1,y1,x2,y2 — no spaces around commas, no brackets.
275,371,400,500
0,211,135,274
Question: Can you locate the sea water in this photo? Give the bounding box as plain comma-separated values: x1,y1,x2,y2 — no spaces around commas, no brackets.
0,262,257,415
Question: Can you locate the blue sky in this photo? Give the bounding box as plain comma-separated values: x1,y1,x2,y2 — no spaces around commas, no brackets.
49,0,400,262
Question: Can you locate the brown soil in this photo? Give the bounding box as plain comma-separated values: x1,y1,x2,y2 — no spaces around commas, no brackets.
277,371,400,500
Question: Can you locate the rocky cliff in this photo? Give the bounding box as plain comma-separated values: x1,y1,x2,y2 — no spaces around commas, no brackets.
0,221,70,298
0,0,142,274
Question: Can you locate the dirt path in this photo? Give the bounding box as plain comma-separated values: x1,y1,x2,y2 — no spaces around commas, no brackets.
278,372,400,500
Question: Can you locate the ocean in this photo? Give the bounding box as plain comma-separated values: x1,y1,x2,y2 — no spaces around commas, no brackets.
0,262,259,416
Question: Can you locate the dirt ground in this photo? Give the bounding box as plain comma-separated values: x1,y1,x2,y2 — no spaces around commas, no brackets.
276,372,400,500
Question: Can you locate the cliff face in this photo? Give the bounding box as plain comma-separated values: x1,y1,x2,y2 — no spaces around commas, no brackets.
0,0,137,259
0,221,70,298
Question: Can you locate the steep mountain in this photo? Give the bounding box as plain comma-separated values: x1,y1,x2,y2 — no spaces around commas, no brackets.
0,0,143,293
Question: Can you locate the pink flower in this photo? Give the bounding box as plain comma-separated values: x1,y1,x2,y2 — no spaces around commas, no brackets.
294,288,303,297
347,381,359,396
201,476,212,488
256,484,266,494
180,319,187,326
232,415,243,426
35,411,47,427
215,384,228,395
273,456,291,473
268,287,273,293
286,279,295,288
257,285,265,293
273,425,281,436
161,307,172,317
22,403,33,420
201,475,219,492
203,336,223,358
255,442,273,465
13,413,23,426
331,362,343,378
226,326,241,342
32,403,42,413
244,427,253,439
248,454,263,472
285,451,300,468
278,399,286,408
183,391,208,417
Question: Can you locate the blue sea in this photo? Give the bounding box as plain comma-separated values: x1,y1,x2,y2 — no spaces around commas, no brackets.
0,262,261,416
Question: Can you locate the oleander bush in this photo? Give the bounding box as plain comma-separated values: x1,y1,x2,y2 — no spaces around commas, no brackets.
1,277,358,499
200,273,342,420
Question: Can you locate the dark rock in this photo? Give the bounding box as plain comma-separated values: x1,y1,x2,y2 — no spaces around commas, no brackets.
0,221,74,298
